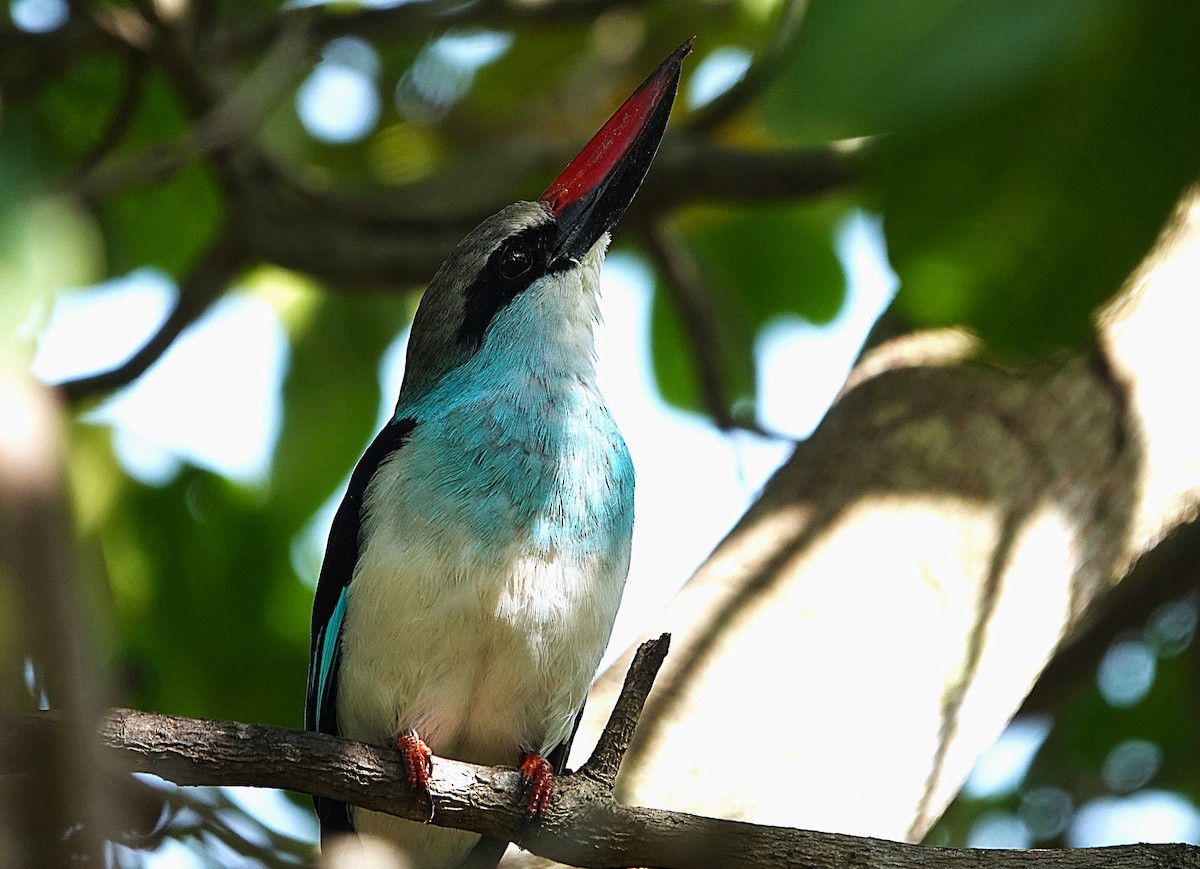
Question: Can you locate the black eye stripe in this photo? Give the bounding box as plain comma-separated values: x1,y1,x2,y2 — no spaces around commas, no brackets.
457,221,558,351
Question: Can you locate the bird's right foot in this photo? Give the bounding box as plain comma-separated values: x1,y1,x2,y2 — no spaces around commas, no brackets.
395,729,434,820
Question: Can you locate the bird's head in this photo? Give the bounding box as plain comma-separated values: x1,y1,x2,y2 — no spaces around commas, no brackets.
397,39,693,408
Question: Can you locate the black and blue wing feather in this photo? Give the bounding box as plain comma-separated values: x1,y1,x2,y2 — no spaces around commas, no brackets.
306,417,417,839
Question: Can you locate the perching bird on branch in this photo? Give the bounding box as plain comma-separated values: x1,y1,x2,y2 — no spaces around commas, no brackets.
305,39,692,867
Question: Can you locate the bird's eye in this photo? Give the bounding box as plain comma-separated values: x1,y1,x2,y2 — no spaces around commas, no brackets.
497,241,533,280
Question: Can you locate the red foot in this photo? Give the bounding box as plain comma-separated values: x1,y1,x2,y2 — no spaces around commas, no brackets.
396,730,433,798
518,751,555,818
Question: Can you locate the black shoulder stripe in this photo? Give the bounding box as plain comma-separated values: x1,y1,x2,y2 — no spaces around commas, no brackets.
458,221,560,351
307,417,418,662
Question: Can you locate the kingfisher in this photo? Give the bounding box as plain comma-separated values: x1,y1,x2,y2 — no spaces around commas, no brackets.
305,40,692,867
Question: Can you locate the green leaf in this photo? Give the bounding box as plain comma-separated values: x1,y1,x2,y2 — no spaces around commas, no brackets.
23,55,126,171
763,0,1126,143
879,1,1200,351
100,462,307,725
684,200,847,326
93,73,222,276
768,0,1200,353
101,163,222,276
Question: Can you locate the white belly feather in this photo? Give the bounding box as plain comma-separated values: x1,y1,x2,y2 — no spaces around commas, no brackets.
339,528,625,761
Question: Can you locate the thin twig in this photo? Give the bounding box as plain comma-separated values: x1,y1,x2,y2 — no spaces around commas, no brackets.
70,47,149,185
68,12,315,200
645,223,738,430
170,787,309,867
578,634,670,789
687,0,811,132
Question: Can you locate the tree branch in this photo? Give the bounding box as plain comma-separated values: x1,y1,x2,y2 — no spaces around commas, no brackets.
1021,512,1200,717
6,632,1198,868
69,46,149,183
576,633,669,790
144,780,310,867
229,140,855,294
27,0,858,410
62,714,1200,869
127,0,216,118
637,136,859,216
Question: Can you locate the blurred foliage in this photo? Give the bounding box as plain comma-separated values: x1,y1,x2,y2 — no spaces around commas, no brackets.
931,593,1200,848
3,0,1200,861
764,0,1200,352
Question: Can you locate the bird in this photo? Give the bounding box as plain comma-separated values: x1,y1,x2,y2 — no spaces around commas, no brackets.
305,39,692,868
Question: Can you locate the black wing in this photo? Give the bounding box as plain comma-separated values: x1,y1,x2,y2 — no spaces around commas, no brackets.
306,417,417,839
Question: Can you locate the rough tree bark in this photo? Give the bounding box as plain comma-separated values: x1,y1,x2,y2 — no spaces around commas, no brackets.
5,637,1198,868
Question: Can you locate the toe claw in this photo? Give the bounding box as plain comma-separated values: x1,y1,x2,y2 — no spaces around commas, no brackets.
518,751,555,818
396,730,435,821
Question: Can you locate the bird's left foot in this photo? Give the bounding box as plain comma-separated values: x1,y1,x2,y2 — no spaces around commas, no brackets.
396,729,434,821
518,751,555,818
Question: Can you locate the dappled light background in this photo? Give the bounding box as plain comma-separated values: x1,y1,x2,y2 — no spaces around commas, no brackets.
933,592,1200,849
5,0,1200,864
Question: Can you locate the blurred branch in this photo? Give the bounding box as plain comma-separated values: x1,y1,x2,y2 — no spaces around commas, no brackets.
70,46,149,182
56,137,855,405
127,0,215,117
2,0,629,101
0,374,111,865
686,0,810,133
0,8,132,102
643,225,795,438
51,139,852,406
645,224,737,430
68,14,315,201
235,139,856,289
56,220,251,405
152,785,310,868
67,0,152,50
20,0,857,411
187,786,313,865
0,730,311,866
639,136,858,214
251,0,640,52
